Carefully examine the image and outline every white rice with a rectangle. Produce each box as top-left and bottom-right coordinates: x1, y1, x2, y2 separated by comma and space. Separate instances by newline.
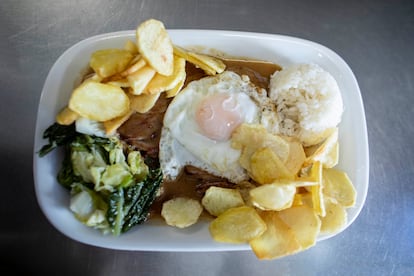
269, 63, 343, 146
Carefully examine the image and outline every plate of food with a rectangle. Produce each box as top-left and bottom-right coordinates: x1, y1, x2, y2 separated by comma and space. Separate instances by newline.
33, 19, 369, 259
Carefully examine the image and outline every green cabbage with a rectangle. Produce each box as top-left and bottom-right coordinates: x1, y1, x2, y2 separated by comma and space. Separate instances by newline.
39, 124, 161, 235
70, 183, 109, 232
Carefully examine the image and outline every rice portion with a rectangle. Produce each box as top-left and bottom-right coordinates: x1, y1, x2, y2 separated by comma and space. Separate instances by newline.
269, 63, 343, 146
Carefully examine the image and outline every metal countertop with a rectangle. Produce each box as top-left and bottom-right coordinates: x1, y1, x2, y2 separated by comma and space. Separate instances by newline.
1, 0, 413, 275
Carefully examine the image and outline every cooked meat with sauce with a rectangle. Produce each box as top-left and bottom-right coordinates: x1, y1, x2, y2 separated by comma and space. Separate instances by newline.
185, 165, 236, 196
118, 94, 171, 158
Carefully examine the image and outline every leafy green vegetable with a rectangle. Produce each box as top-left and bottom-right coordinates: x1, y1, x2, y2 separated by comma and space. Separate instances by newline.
39, 123, 162, 235
122, 168, 162, 232
38, 123, 77, 157
107, 168, 163, 235
70, 183, 110, 232
57, 147, 81, 189
68, 135, 147, 192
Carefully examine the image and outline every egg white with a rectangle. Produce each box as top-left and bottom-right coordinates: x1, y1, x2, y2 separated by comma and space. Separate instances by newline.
160, 71, 278, 183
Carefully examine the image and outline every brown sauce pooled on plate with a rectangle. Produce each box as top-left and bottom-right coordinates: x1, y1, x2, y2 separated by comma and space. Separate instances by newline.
224, 58, 281, 89
118, 57, 281, 217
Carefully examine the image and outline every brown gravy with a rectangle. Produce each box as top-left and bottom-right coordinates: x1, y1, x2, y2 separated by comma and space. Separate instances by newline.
224, 58, 281, 89
183, 58, 281, 90
134, 58, 281, 217
150, 170, 201, 217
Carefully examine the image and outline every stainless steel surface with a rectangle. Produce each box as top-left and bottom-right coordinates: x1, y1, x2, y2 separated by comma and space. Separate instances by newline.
1, 0, 412, 275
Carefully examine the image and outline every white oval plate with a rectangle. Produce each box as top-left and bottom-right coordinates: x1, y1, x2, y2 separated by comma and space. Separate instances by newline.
33, 30, 369, 251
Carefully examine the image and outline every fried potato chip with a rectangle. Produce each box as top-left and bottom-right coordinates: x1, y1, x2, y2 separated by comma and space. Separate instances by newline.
283, 137, 306, 175
173, 45, 225, 75
231, 124, 290, 172
187, 52, 226, 75
278, 205, 321, 249
323, 168, 356, 207
173, 46, 207, 70
68, 81, 130, 122
124, 39, 139, 55
136, 19, 174, 76
250, 211, 301, 260
127, 66, 156, 95
161, 197, 203, 228
320, 197, 347, 234
250, 147, 295, 184
201, 186, 245, 217
90, 49, 134, 78
307, 162, 326, 217
145, 56, 186, 94
103, 110, 134, 135
235, 181, 257, 207
165, 75, 185, 98
120, 57, 146, 77
106, 78, 130, 88
292, 193, 305, 206
56, 106, 79, 125
83, 73, 103, 83
209, 206, 266, 243
128, 92, 161, 114
273, 179, 317, 187
249, 183, 296, 211
297, 191, 313, 208
305, 128, 339, 168
102, 73, 124, 83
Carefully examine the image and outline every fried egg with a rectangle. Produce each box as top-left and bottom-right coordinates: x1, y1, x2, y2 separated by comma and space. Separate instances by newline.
160, 71, 278, 183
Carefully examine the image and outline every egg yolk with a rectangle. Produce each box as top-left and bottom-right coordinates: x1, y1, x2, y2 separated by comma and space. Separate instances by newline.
195, 94, 243, 141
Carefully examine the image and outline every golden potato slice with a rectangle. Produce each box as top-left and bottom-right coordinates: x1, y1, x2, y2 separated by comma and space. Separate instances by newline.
173, 45, 225, 75
201, 186, 245, 217
83, 73, 103, 83
305, 128, 339, 168
306, 162, 326, 217
124, 39, 139, 54
161, 197, 203, 228
250, 147, 294, 184
298, 191, 313, 208
209, 206, 266, 243
129, 92, 161, 114
103, 110, 134, 135
68, 81, 130, 122
89, 49, 134, 78
173, 46, 214, 75
136, 19, 173, 76
250, 211, 301, 260
145, 56, 186, 94
320, 197, 347, 234
278, 205, 321, 250
323, 168, 356, 208
56, 106, 79, 125
103, 73, 124, 83
127, 66, 157, 95
165, 75, 185, 98
106, 78, 130, 88
235, 181, 257, 207
231, 124, 290, 172
292, 193, 305, 206
249, 183, 296, 211
187, 52, 226, 75
283, 137, 306, 175
273, 179, 317, 188
120, 57, 146, 77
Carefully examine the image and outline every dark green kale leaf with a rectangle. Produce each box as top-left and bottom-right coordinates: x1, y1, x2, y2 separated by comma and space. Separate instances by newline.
38, 123, 77, 157
107, 168, 163, 235
122, 168, 163, 233
57, 147, 81, 189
